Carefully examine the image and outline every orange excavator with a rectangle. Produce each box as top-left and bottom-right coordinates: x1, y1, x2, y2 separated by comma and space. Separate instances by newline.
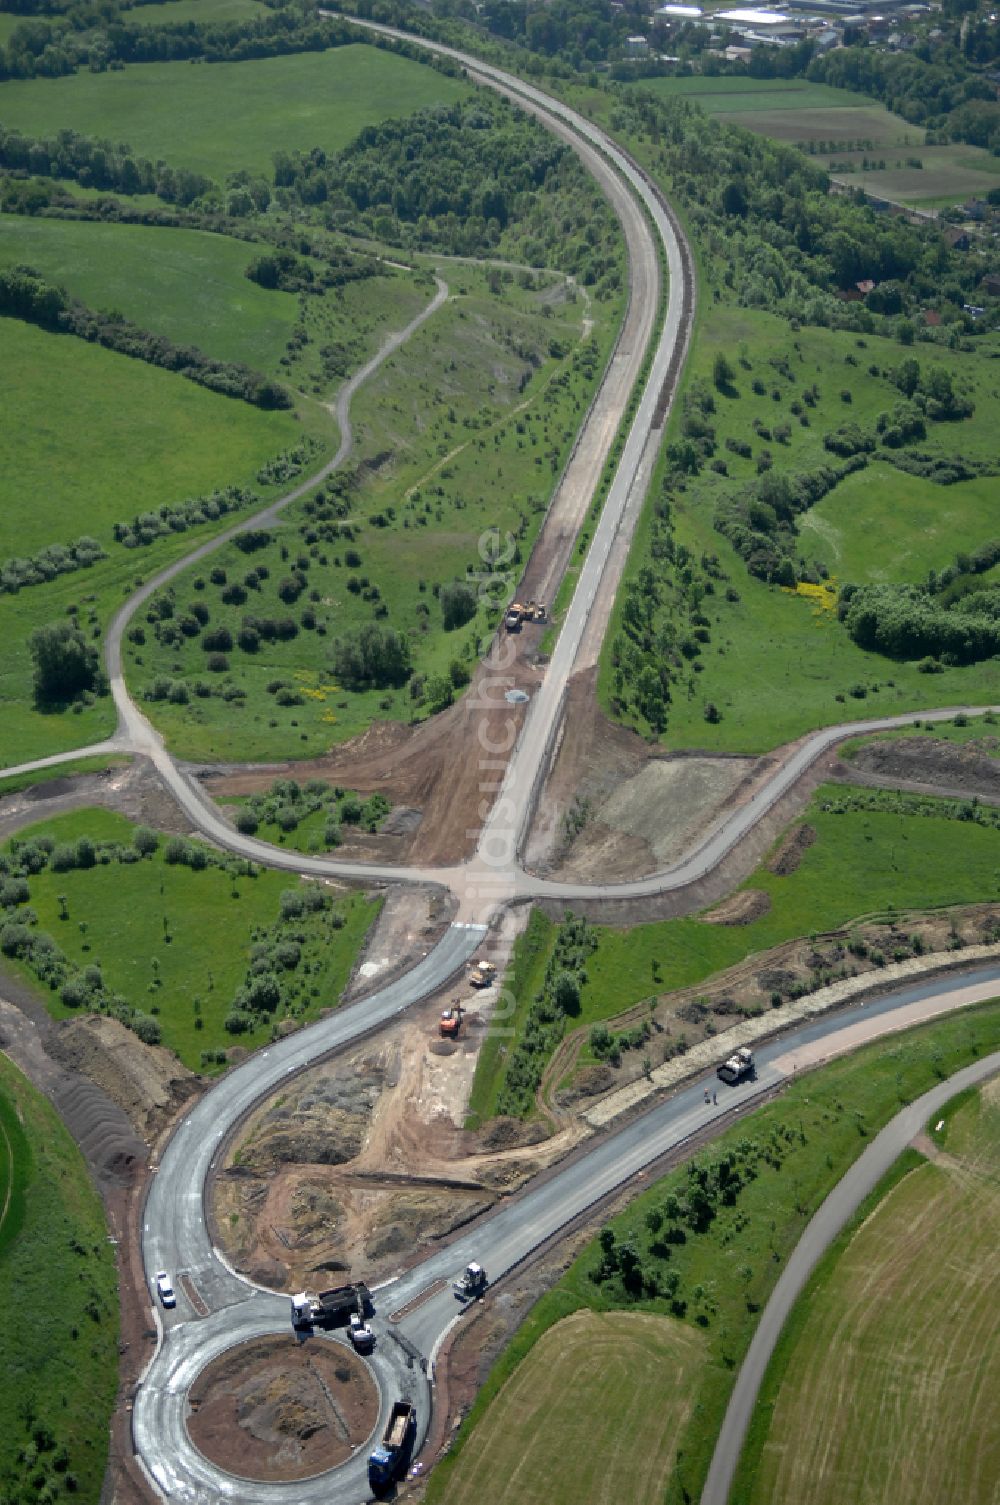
440, 1002, 465, 1039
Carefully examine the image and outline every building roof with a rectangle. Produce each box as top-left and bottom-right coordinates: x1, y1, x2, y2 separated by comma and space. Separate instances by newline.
655, 3, 704, 14
717, 6, 791, 18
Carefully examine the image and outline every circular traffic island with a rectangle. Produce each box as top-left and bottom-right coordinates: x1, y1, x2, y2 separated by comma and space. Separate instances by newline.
186, 1335, 378, 1483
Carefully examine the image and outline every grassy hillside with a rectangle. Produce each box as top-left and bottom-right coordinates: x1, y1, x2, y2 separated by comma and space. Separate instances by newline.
432, 1003, 1000, 1505
0, 1055, 118, 1504
734, 1082, 1000, 1505
0, 317, 301, 560
0, 45, 471, 180
1, 808, 379, 1067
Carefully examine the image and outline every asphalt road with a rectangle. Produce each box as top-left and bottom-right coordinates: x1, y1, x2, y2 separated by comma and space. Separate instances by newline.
699, 1047, 1000, 1505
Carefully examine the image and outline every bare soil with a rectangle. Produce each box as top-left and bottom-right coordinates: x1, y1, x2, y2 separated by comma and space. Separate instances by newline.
702, 889, 772, 926
46, 1014, 198, 1142
767, 822, 816, 877
342, 884, 455, 1003
186, 1336, 378, 1483
523, 668, 761, 881
837, 736, 1000, 804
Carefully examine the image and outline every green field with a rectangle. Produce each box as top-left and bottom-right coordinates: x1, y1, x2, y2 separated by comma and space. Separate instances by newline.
0, 1055, 118, 1503
0, 214, 301, 373
435, 1003, 1000, 1505
798, 462, 1000, 584
438, 1308, 706, 1505
734, 1082, 1000, 1505
0, 317, 301, 561
472, 788, 1000, 1118
598, 305, 1000, 753
0, 45, 471, 180
124, 264, 622, 760
1, 808, 379, 1066
633, 75, 1000, 206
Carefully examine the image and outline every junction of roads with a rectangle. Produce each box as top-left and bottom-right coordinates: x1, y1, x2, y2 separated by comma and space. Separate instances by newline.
3, 23, 998, 1505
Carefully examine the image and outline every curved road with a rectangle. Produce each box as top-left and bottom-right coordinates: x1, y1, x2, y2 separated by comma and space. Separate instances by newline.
700, 1048, 1000, 1505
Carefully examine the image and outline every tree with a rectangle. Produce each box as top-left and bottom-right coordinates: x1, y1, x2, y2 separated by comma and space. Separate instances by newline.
440, 579, 477, 630
331, 623, 411, 689
29, 621, 100, 705
713, 352, 736, 392
553, 969, 581, 1014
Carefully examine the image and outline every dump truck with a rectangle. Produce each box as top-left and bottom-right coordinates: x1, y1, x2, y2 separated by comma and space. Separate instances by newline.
290, 1281, 371, 1331
453, 1262, 488, 1301
348, 1311, 375, 1353
368, 1400, 415, 1493
504, 602, 525, 631
468, 960, 496, 989
717, 1047, 755, 1086
440, 1003, 464, 1039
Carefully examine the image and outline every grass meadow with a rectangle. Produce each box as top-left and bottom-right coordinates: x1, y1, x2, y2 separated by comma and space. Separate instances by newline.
1, 808, 378, 1067
597, 305, 1000, 753
633, 75, 1000, 206
733, 1082, 1000, 1505
0, 1055, 118, 1503
435, 1002, 1000, 1505
0, 46, 471, 180
469, 787, 1000, 1119
126, 0, 265, 23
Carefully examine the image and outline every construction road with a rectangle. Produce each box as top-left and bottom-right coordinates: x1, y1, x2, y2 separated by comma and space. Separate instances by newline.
2, 23, 999, 1505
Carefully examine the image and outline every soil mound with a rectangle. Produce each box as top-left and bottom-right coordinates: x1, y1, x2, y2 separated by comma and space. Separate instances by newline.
187, 1336, 378, 1482
846, 736, 1000, 800
702, 889, 772, 925
768, 823, 816, 877
46, 1014, 198, 1140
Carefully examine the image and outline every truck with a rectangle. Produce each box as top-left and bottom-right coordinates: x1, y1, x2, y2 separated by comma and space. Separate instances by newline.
504, 602, 525, 632
453, 1261, 488, 1301
440, 1002, 464, 1039
368, 1400, 415, 1494
290, 1281, 371, 1331
348, 1311, 375, 1353
468, 960, 496, 989
717, 1047, 755, 1086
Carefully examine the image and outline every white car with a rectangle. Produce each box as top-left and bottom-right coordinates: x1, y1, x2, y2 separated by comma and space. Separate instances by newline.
155, 1271, 176, 1309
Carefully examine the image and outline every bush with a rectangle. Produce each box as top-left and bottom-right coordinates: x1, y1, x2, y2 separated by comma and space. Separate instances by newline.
29, 620, 102, 705
235, 809, 259, 835
131, 1012, 161, 1046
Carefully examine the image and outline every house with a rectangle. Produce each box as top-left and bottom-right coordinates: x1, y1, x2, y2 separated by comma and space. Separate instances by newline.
625, 33, 650, 55
943, 226, 970, 251
979, 272, 1000, 297
856, 278, 875, 294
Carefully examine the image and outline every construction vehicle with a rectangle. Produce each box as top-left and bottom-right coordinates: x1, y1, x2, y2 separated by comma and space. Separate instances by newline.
505, 602, 525, 631
290, 1281, 371, 1331
440, 1002, 464, 1039
717, 1047, 755, 1086
348, 1311, 375, 1353
453, 1262, 488, 1301
532, 601, 547, 622
468, 960, 496, 989
368, 1400, 416, 1493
